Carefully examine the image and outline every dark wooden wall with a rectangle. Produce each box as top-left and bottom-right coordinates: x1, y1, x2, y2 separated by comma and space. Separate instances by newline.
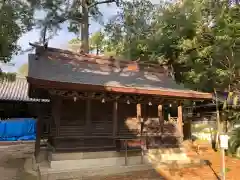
49, 98, 180, 151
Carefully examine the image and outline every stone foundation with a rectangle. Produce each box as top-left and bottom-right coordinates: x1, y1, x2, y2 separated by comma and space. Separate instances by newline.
36, 147, 203, 180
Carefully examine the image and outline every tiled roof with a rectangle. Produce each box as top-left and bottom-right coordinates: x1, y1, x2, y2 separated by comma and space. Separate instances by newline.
28, 45, 212, 99
0, 76, 48, 102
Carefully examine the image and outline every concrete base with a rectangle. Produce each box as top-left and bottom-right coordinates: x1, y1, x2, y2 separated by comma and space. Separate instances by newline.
37, 147, 204, 180
40, 163, 153, 180
48, 150, 146, 169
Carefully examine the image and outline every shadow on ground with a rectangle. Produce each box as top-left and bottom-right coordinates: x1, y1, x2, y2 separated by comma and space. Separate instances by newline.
0, 144, 36, 180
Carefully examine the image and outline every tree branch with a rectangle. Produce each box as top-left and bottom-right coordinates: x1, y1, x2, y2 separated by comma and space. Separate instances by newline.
88, 0, 116, 9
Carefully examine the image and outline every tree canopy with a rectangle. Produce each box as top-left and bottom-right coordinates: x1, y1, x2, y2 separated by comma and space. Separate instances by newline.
30, 0, 121, 52
102, 0, 240, 92
0, 0, 119, 80
0, 0, 34, 80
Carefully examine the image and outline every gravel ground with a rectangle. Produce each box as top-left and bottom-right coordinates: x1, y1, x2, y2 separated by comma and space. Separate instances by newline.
0, 144, 163, 180
0, 144, 35, 180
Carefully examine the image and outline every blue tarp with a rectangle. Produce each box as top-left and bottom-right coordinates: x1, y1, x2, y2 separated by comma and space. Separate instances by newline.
0, 118, 36, 141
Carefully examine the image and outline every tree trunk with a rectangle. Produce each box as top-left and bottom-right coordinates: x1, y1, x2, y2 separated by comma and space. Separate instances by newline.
81, 0, 89, 53
96, 45, 99, 55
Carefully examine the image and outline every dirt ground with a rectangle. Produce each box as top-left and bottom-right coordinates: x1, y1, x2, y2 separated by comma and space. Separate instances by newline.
88, 170, 163, 180
0, 143, 163, 180
157, 147, 240, 180
0, 143, 35, 180
179, 150, 240, 180
2, 143, 240, 180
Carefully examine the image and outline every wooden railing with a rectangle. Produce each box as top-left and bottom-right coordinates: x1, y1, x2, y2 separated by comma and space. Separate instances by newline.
117, 138, 147, 166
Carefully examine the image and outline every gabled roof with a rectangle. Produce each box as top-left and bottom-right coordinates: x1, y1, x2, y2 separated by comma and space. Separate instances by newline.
0, 76, 48, 102
27, 45, 212, 100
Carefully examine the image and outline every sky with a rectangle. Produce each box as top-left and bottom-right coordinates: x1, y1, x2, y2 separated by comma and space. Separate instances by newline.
1, 3, 119, 72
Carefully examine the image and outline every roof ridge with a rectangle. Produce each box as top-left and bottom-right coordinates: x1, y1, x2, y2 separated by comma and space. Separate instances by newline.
29, 43, 167, 70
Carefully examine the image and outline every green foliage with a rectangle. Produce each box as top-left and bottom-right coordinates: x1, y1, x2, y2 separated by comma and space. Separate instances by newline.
89, 31, 105, 54
0, 1, 34, 62
0, 70, 16, 82
104, 0, 156, 59
68, 38, 82, 52
103, 0, 240, 92
229, 127, 240, 154
69, 31, 105, 54
0, 0, 34, 80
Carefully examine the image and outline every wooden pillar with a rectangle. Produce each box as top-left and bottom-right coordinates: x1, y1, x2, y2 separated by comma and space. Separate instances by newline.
52, 97, 62, 137
35, 103, 43, 163
137, 103, 142, 129
86, 99, 91, 133
137, 103, 144, 163
137, 104, 141, 119
178, 102, 183, 141
113, 101, 118, 137
142, 104, 147, 134
158, 104, 164, 133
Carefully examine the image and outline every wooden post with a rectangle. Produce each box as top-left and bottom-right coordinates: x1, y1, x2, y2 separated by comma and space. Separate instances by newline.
178, 102, 183, 141
137, 103, 142, 136
136, 104, 144, 164
52, 98, 62, 137
137, 103, 142, 122
86, 99, 91, 133
113, 101, 118, 137
158, 104, 164, 133
35, 103, 43, 163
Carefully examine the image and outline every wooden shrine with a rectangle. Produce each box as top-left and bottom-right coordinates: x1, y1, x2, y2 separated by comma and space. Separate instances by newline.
26, 44, 212, 162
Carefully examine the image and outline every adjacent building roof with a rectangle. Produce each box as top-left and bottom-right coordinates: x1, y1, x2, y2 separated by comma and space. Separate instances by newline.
0, 76, 48, 102
27, 45, 213, 100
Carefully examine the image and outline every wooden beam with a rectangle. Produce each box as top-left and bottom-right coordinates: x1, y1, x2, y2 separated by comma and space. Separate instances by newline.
178, 102, 183, 141
27, 77, 213, 100
113, 101, 118, 137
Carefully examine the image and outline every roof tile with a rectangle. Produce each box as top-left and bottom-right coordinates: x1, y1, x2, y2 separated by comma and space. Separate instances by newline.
0, 77, 48, 102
